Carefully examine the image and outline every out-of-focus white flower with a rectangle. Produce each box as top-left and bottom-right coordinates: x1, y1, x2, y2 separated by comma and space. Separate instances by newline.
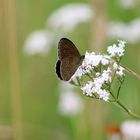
59, 81, 74, 91
46, 3, 93, 32
108, 19, 140, 43
118, 0, 135, 9
58, 82, 83, 116
121, 120, 140, 140
23, 30, 53, 55
58, 92, 83, 116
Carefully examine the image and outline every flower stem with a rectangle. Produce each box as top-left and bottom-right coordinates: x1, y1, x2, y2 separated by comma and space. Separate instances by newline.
110, 91, 140, 119
121, 64, 140, 80
115, 99, 140, 119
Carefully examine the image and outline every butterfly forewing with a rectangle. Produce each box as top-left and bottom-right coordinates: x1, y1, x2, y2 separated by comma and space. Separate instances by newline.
58, 38, 81, 60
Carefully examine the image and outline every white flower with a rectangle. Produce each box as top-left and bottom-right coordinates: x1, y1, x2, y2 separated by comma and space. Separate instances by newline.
58, 91, 83, 116
71, 66, 86, 78
82, 52, 102, 71
118, 0, 135, 9
107, 40, 126, 57
121, 120, 140, 139
107, 44, 117, 56
113, 63, 124, 77
98, 89, 109, 101
101, 69, 112, 83
118, 40, 126, 48
113, 62, 119, 70
108, 19, 140, 43
116, 66, 125, 77
59, 81, 74, 91
23, 30, 53, 55
92, 79, 103, 93
81, 80, 110, 101
81, 72, 110, 101
81, 81, 94, 96
96, 72, 100, 77
101, 57, 110, 65
58, 82, 83, 116
46, 3, 93, 32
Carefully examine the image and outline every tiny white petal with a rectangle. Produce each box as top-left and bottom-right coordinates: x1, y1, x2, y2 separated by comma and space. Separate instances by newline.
96, 72, 100, 77
101, 57, 109, 65
71, 66, 85, 79
98, 89, 109, 101
113, 62, 118, 70
116, 66, 125, 77
118, 40, 126, 47
81, 81, 94, 96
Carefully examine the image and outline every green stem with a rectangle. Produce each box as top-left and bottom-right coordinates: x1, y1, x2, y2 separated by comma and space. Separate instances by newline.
116, 77, 124, 99
110, 91, 140, 119
115, 99, 140, 119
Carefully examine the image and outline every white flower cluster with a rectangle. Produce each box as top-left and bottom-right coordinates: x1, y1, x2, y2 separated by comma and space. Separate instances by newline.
80, 66, 111, 101
107, 40, 126, 57
72, 40, 126, 101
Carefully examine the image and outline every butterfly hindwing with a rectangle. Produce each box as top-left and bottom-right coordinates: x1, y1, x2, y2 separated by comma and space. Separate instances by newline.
56, 60, 63, 80
60, 56, 81, 81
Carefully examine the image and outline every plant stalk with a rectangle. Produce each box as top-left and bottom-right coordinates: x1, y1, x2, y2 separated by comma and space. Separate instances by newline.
121, 64, 140, 81
116, 99, 140, 119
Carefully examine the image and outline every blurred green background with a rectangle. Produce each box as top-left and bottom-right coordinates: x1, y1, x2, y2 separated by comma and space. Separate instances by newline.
1, 0, 140, 140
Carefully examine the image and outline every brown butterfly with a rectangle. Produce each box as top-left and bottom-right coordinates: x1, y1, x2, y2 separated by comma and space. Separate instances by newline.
56, 38, 84, 81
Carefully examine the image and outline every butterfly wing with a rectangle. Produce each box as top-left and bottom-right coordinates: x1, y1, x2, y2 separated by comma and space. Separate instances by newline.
60, 56, 81, 81
58, 38, 81, 60
56, 60, 63, 80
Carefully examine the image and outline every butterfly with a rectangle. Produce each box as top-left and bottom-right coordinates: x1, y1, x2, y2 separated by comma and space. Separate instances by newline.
56, 38, 84, 81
